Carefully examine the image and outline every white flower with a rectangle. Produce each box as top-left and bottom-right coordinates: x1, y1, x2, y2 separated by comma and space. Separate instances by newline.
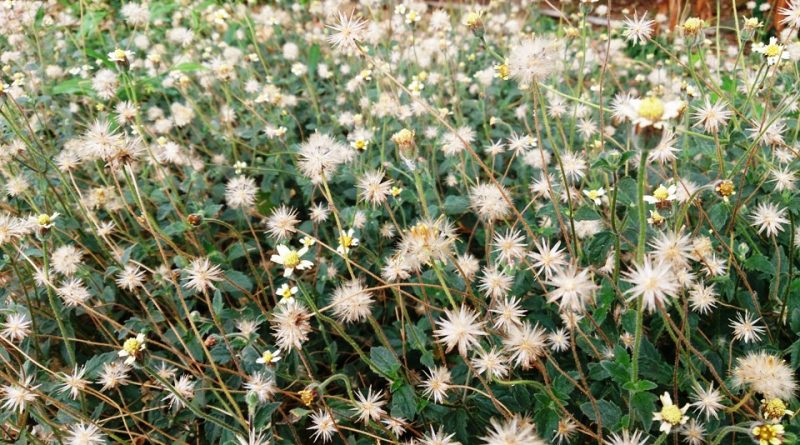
604, 430, 648, 445
309, 410, 337, 443
780, 0, 800, 28
266, 205, 300, 240
507, 36, 563, 87
644, 184, 677, 205
730, 311, 765, 344
750, 202, 789, 237
108, 48, 133, 63
271, 300, 312, 351
327, 12, 367, 51
66, 422, 107, 445
330, 279, 374, 323
337, 229, 359, 254
528, 239, 567, 279
753, 37, 790, 65
352, 387, 386, 424
182, 257, 224, 293
162, 375, 196, 410
422, 426, 462, 445
583, 187, 606, 205
118, 333, 146, 364
628, 96, 685, 129
434, 305, 487, 356
471, 348, 509, 380
479, 416, 544, 445
623, 259, 679, 312
270, 244, 313, 277
546, 265, 598, 312
652, 392, 689, 433
256, 349, 281, 366
622, 11, 655, 45
58, 366, 89, 400
276, 283, 298, 304
1, 313, 31, 342
116, 264, 146, 291
1, 374, 39, 414
691, 383, 724, 420
34, 212, 60, 229
420, 366, 451, 404
225, 176, 258, 209
692, 98, 732, 133
503, 321, 548, 369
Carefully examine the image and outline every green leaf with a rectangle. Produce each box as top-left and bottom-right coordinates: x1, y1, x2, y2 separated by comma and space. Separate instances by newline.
623, 379, 658, 393
212, 290, 224, 314
171, 62, 205, 73
390, 383, 417, 420
745, 253, 773, 275
253, 402, 282, 429
52, 78, 92, 95
222, 270, 253, 293
580, 400, 621, 429
443, 195, 470, 215
79, 10, 105, 37
370, 346, 400, 379
307, 44, 321, 75
630, 391, 657, 431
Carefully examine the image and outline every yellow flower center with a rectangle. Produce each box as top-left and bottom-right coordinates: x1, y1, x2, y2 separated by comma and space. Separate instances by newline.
638, 97, 665, 122
653, 186, 669, 201
660, 404, 683, 424
716, 180, 735, 197
587, 190, 600, 200
763, 399, 787, 420
745, 18, 760, 30
753, 424, 782, 445
465, 12, 481, 28
123, 338, 141, 355
494, 64, 509, 80
392, 129, 415, 148
37, 214, 51, 226
682, 18, 704, 35
339, 234, 353, 249
113, 49, 127, 60
565, 26, 580, 38
764, 44, 781, 58
299, 389, 314, 406
261, 351, 273, 363
283, 250, 301, 268
354, 139, 367, 150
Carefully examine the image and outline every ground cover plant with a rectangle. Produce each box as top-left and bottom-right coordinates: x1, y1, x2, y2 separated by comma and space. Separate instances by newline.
2, 0, 800, 444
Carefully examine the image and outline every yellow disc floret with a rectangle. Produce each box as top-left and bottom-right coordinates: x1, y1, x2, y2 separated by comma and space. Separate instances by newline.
716, 180, 735, 198
752, 423, 784, 445
37, 214, 52, 226
682, 18, 705, 36
659, 404, 683, 425
339, 234, 354, 249
123, 337, 142, 356
638, 96, 665, 122
764, 43, 782, 58
653, 185, 670, 201
283, 250, 300, 269
762, 399, 789, 420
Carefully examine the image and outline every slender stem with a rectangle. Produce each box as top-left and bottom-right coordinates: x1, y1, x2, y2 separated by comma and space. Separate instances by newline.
41, 238, 76, 366
628, 146, 649, 427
